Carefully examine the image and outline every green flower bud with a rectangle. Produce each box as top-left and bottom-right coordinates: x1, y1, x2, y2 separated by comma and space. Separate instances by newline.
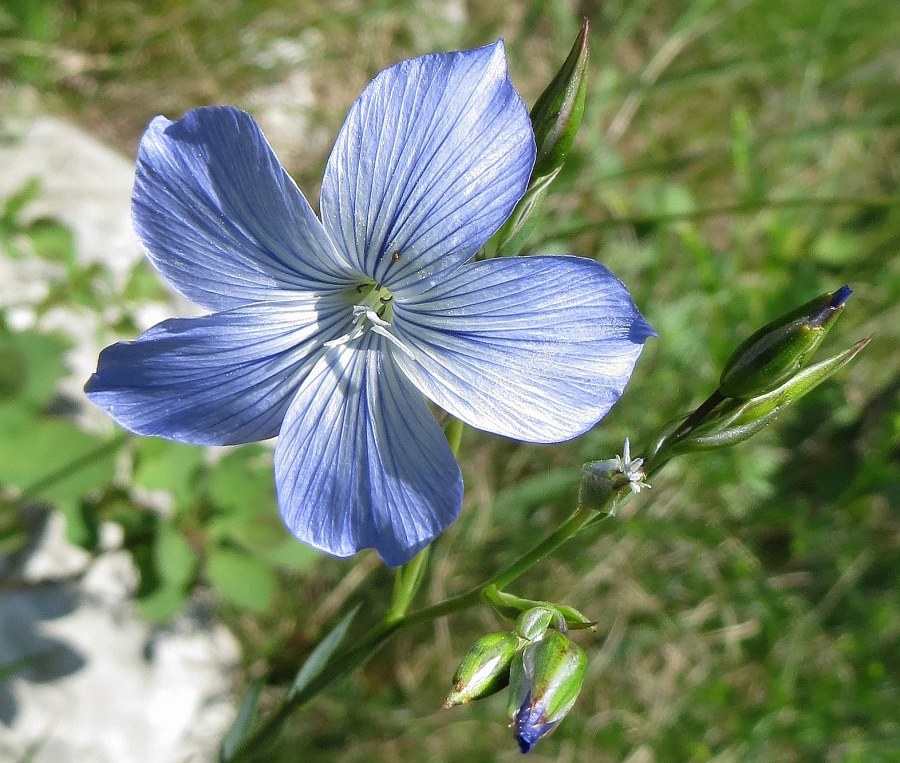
647, 287, 867, 471
445, 632, 521, 708
483, 21, 590, 259
508, 631, 588, 753
530, 20, 590, 179
668, 336, 871, 453
719, 285, 852, 399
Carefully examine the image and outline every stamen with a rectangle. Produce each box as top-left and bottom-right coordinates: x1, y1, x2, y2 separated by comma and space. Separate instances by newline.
323, 296, 416, 360
369, 324, 416, 358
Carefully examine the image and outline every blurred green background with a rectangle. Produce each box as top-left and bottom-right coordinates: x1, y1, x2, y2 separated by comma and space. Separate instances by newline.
1, 0, 898, 760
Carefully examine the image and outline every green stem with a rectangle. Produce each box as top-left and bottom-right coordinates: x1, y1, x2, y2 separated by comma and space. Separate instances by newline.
386, 547, 430, 623
227, 492, 620, 762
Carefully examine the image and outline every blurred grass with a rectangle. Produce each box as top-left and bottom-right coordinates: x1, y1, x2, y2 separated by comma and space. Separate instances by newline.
2, 0, 899, 760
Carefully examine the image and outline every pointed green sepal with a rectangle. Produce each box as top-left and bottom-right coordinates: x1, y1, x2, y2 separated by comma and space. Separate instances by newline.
484, 586, 595, 631
445, 631, 521, 707
719, 285, 852, 399
508, 631, 588, 753
530, 19, 590, 179
516, 606, 558, 641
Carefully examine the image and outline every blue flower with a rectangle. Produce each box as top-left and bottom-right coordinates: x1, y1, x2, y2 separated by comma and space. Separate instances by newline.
85, 42, 654, 567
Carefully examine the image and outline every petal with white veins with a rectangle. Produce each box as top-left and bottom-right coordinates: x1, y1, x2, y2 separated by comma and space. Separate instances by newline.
392, 256, 655, 443
320, 41, 535, 290
85, 295, 350, 445
134, 106, 355, 311
275, 335, 463, 567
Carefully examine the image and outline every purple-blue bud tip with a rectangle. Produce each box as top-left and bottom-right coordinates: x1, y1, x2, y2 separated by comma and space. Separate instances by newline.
830, 285, 852, 309
516, 732, 537, 754
808, 285, 852, 327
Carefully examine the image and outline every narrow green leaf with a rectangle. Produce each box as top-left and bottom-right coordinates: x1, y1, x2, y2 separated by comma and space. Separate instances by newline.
220, 679, 263, 762
289, 604, 361, 700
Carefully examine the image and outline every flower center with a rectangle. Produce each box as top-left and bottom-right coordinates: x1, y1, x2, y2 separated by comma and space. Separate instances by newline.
357, 282, 395, 322
323, 282, 415, 359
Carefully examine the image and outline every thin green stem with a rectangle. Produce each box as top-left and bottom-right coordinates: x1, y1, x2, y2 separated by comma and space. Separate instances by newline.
227, 488, 626, 762
386, 548, 430, 623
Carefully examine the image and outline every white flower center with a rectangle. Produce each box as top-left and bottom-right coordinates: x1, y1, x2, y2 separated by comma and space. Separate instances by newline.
324, 282, 416, 359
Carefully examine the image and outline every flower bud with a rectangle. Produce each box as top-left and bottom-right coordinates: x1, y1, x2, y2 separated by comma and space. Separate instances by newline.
445, 632, 521, 708
670, 336, 871, 453
530, 20, 590, 179
484, 22, 590, 259
508, 631, 587, 753
719, 285, 852, 399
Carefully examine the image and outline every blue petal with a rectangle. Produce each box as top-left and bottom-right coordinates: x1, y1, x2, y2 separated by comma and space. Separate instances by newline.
85, 296, 351, 445
391, 256, 655, 442
320, 41, 535, 290
134, 106, 355, 311
274, 335, 463, 567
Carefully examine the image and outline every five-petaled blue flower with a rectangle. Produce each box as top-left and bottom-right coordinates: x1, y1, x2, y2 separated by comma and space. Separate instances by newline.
85, 42, 654, 566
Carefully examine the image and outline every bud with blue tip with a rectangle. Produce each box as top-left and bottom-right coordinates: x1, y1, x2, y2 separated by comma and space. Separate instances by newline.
647, 286, 867, 469
719, 285, 852, 399
508, 631, 588, 753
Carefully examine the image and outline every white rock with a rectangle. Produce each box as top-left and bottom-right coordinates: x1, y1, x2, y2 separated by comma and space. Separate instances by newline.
0, 114, 240, 763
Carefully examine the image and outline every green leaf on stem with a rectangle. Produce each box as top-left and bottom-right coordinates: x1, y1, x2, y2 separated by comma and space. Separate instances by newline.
220, 679, 264, 762
289, 604, 361, 700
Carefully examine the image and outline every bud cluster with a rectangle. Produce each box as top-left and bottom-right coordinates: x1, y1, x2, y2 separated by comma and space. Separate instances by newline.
445, 605, 589, 753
